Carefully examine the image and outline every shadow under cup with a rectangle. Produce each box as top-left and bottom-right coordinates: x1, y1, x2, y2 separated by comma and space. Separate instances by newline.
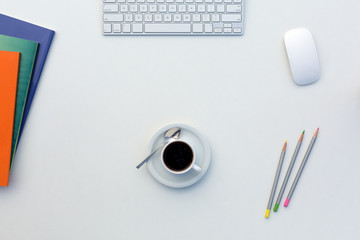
162, 141, 197, 174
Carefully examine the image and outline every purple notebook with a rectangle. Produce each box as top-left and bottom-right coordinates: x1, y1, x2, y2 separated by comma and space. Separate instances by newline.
0, 13, 55, 144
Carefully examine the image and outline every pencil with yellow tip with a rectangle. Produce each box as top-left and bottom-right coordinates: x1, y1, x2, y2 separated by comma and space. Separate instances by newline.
265, 140, 287, 218
284, 128, 319, 207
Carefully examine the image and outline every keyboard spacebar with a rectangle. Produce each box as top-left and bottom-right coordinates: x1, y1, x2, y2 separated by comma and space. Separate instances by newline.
145, 24, 191, 33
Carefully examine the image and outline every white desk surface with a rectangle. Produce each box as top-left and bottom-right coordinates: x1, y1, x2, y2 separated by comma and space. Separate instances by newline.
1, 0, 360, 239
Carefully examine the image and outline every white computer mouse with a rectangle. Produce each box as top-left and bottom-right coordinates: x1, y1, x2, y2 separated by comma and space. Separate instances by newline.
284, 28, 320, 85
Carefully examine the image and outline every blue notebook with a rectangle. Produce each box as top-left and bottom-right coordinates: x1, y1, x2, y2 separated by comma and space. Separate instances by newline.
0, 14, 55, 143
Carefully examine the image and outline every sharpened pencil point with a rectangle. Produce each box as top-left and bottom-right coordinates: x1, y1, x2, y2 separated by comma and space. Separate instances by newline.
284, 198, 290, 207
314, 128, 319, 137
303, 130, 305, 134
299, 131, 304, 141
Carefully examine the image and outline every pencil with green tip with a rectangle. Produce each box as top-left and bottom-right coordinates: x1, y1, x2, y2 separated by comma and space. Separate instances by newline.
284, 128, 319, 207
265, 140, 287, 218
273, 131, 305, 212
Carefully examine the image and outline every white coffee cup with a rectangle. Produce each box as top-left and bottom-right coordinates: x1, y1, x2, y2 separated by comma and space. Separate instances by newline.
161, 140, 201, 174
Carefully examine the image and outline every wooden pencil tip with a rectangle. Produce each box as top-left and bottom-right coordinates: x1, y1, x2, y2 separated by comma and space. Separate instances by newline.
314, 128, 319, 137
299, 131, 304, 141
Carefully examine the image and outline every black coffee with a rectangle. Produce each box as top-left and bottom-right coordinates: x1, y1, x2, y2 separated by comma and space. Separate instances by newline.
163, 141, 193, 172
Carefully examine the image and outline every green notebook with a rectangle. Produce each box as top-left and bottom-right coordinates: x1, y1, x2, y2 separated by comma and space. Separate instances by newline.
0, 34, 38, 167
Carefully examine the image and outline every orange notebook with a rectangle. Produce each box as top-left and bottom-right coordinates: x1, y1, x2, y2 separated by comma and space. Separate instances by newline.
0, 50, 19, 186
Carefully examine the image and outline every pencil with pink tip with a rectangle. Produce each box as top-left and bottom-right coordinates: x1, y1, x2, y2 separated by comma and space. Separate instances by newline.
284, 128, 319, 207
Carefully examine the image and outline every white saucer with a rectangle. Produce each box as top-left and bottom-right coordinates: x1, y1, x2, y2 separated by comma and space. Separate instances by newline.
147, 123, 211, 188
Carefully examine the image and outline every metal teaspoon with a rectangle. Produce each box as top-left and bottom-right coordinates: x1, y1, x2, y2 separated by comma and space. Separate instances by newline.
136, 127, 181, 169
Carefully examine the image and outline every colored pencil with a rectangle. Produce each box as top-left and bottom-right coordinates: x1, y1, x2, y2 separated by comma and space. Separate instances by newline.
284, 128, 319, 207
273, 131, 304, 212
265, 140, 287, 218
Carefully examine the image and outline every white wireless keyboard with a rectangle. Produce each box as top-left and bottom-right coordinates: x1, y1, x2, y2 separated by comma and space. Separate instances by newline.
102, 0, 244, 35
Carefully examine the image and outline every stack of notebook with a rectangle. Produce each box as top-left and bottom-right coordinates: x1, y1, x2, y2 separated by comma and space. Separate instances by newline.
0, 14, 55, 186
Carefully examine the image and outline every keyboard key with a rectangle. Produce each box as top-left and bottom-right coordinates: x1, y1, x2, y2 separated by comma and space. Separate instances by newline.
159, 5, 167, 12
224, 28, 232, 33
154, 14, 162, 21
139, 5, 148, 12
103, 23, 112, 33
144, 14, 153, 22
103, 4, 119, 13
198, 5, 206, 12
233, 27, 242, 33
222, 14, 242, 22
120, 5, 128, 12
226, 5, 242, 13
145, 24, 191, 33
216, 5, 225, 12
193, 24, 203, 33
123, 24, 131, 32
103, 14, 124, 21
214, 28, 222, 33
188, 5, 196, 12
149, 5, 157, 12
113, 23, 121, 32
202, 14, 210, 22
211, 14, 220, 22
103, 0, 116, 2
169, 5, 177, 12
174, 14, 182, 22
178, 5, 186, 12
207, 5, 215, 12
133, 24, 143, 32
164, 14, 172, 22
192, 14, 201, 22
204, 24, 213, 32
130, 5, 138, 12
125, 14, 133, 21
134, 14, 143, 22
183, 14, 191, 22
